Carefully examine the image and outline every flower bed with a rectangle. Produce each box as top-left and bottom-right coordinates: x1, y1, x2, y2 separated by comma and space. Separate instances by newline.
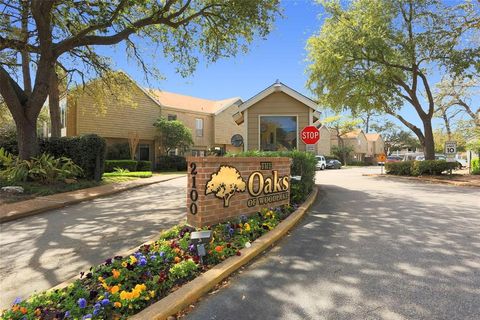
1, 205, 295, 320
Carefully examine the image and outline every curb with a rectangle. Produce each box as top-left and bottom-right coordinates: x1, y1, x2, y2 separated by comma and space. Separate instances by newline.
0, 174, 186, 223
364, 173, 480, 188
130, 186, 319, 320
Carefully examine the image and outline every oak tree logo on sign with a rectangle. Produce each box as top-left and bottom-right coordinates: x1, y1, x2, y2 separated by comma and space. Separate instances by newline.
206, 166, 246, 207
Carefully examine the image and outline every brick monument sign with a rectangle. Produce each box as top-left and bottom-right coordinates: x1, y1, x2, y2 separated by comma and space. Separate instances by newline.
186, 157, 291, 227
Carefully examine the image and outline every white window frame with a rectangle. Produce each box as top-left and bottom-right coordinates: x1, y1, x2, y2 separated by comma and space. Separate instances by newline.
195, 118, 204, 137
258, 114, 299, 151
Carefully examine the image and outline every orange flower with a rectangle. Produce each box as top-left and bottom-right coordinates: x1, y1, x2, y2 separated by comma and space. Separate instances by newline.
112, 269, 120, 279
174, 256, 181, 263
111, 285, 120, 294
34, 308, 41, 316
174, 248, 181, 254
215, 245, 223, 252
20, 307, 27, 314
114, 302, 122, 308
12, 305, 19, 312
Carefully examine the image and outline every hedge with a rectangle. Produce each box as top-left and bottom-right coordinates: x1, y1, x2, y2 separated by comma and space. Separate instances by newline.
386, 160, 457, 176
104, 160, 153, 172
472, 158, 480, 175
105, 142, 130, 160
225, 150, 316, 204
156, 155, 187, 171
39, 134, 106, 181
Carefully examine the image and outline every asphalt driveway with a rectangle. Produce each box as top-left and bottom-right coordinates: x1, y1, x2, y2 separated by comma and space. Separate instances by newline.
186, 167, 480, 320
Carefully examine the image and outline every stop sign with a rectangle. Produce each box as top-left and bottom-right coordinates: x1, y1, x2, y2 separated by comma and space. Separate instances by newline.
300, 126, 320, 144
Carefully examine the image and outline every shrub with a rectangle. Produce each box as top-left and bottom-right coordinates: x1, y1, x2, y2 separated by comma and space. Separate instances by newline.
104, 160, 138, 172
106, 142, 130, 160
225, 150, 316, 204
385, 161, 414, 176
0, 147, 14, 170
1, 153, 83, 183
137, 160, 152, 171
471, 158, 479, 175
0, 129, 18, 155
411, 160, 457, 176
39, 134, 106, 181
386, 160, 457, 176
347, 161, 368, 166
156, 155, 187, 171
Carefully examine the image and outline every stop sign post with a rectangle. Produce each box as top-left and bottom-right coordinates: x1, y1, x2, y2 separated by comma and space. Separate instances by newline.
301, 126, 320, 144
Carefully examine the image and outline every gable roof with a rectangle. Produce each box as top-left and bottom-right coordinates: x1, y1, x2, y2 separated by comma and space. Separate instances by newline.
343, 129, 363, 139
148, 89, 241, 114
237, 81, 319, 113
365, 133, 381, 141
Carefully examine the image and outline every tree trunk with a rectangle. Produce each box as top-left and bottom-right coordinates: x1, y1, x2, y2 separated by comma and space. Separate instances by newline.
15, 115, 39, 159
422, 119, 435, 160
49, 70, 62, 138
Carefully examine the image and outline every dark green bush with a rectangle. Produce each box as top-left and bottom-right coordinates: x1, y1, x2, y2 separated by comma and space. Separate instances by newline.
0, 129, 18, 155
156, 155, 187, 171
225, 150, 316, 204
386, 160, 457, 176
104, 160, 138, 172
385, 161, 414, 175
137, 160, 152, 171
106, 142, 130, 160
39, 134, 106, 181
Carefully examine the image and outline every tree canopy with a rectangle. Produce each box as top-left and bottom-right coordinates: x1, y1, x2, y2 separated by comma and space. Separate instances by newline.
154, 116, 194, 154
306, 0, 479, 160
0, 0, 280, 159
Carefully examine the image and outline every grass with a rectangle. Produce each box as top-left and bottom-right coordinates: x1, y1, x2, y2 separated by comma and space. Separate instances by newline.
103, 171, 153, 178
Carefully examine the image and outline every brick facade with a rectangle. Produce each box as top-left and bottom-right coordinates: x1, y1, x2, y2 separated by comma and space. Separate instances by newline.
186, 157, 291, 227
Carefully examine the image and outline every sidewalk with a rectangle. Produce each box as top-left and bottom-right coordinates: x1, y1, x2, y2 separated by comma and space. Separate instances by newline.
0, 173, 186, 223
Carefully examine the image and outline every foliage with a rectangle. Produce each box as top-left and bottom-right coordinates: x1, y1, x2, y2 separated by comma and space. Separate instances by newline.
331, 145, 354, 165
103, 171, 153, 179
1, 153, 83, 183
106, 143, 131, 160
472, 159, 480, 175
225, 150, 316, 204
137, 161, 152, 171
154, 117, 194, 155
385, 161, 414, 176
370, 120, 421, 152
0, 129, 18, 155
156, 155, 187, 172
104, 160, 138, 173
0, 0, 280, 159
0, 147, 14, 170
386, 160, 457, 176
433, 128, 467, 153
0, 205, 295, 320
40, 134, 106, 181
306, 0, 479, 159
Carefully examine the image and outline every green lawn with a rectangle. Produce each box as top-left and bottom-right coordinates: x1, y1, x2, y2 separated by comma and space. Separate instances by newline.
103, 171, 153, 178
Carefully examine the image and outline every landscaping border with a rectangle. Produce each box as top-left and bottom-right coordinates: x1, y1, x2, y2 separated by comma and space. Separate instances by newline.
0, 174, 186, 223
130, 186, 319, 320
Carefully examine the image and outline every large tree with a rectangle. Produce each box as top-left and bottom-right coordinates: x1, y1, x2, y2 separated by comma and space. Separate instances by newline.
306, 0, 479, 160
0, 0, 280, 159
371, 120, 421, 154
323, 115, 361, 164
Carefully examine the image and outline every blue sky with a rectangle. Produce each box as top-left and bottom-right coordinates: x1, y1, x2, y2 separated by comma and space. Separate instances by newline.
98, 0, 475, 131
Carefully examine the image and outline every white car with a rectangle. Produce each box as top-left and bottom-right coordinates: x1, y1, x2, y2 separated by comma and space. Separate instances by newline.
315, 155, 326, 170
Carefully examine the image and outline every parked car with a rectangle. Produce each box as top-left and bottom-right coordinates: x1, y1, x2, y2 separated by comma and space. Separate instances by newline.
415, 154, 446, 161
315, 155, 326, 170
456, 157, 468, 168
326, 159, 342, 169
386, 156, 402, 163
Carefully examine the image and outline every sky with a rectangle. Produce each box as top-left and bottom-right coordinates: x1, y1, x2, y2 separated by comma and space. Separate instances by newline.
95, 0, 477, 131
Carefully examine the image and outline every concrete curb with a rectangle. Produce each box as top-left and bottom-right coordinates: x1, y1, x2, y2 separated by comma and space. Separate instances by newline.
0, 174, 186, 223
363, 173, 480, 188
130, 186, 319, 320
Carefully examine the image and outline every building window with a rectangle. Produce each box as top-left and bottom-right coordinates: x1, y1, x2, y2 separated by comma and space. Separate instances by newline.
167, 114, 177, 121
260, 116, 297, 151
191, 150, 205, 157
195, 118, 203, 137
60, 99, 67, 128
138, 144, 150, 161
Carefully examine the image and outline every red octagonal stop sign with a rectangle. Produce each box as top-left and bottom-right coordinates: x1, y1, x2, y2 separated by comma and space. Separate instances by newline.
301, 126, 320, 144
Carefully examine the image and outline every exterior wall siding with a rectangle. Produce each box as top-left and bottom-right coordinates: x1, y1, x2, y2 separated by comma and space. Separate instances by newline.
316, 126, 331, 155
246, 92, 310, 151
214, 104, 245, 145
